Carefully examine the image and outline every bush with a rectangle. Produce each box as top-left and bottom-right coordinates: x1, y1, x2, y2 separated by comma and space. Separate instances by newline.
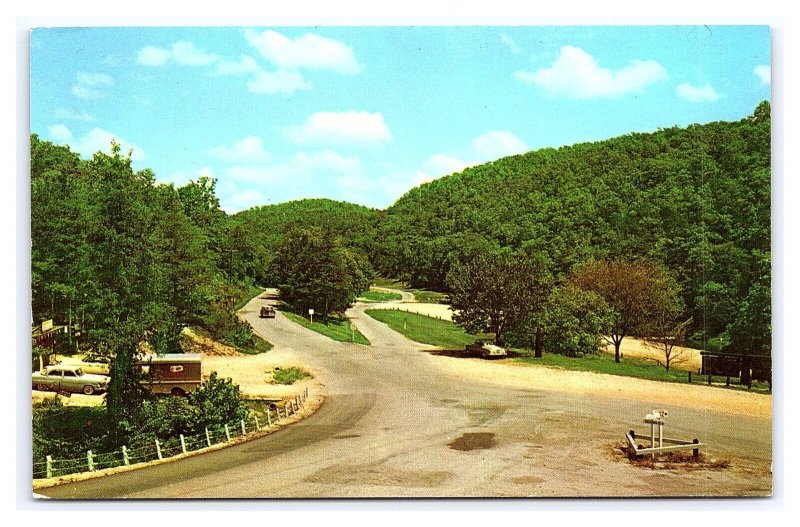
187, 372, 250, 431
541, 285, 614, 357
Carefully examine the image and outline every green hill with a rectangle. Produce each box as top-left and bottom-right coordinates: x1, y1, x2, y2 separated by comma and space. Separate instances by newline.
374, 102, 771, 351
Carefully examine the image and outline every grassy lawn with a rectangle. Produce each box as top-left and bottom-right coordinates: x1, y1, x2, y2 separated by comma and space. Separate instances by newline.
515, 352, 771, 393
358, 290, 403, 302
365, 308, 490, 348
282, 311, 370, 345
372, 277, 407, 289
272, 367, 311, 385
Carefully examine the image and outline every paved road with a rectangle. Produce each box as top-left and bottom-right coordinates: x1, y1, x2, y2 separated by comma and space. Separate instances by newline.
40, 291, 772, 498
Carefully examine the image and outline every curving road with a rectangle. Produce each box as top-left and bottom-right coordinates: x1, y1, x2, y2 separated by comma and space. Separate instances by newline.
39, 291, 772, 498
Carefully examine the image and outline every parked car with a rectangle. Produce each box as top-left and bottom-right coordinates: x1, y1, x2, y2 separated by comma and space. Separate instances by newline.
465, 340, 508, 359
32, 365, 110, 395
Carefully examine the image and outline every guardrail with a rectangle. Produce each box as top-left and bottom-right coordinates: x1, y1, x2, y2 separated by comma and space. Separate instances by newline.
33, 388, 309, 480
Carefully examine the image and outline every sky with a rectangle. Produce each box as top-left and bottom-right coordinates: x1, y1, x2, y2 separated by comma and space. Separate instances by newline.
29, 25, 771, 213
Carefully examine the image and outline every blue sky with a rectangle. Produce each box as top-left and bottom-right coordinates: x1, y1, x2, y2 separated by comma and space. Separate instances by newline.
30, 26, 771, 212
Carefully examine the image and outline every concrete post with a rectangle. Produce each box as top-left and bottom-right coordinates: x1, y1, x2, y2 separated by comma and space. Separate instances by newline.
267, 409, 273, 426
254, 415, 260, 430
46, 455, 52, 479
205, 427, 212, 447
224, 424, 231, 442
122, 445, 130, 466
241, 419, 247, 435
87, 450, 95, 472
155, 439, 162, 460
179, 434, 187, 454
285, 405, 290, 419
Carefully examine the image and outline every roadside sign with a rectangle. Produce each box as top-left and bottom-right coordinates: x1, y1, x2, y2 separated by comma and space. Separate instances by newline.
308, 309, 314, 315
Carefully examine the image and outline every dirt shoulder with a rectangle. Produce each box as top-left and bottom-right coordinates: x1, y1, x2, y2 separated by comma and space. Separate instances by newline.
431, 354, 770, 420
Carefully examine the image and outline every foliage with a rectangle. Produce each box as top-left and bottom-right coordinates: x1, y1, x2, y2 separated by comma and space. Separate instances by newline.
358, 290, 402, 302
271, 226, 373, 319
364, 309, 492, 349
570, 259, 680, 363
539, 285, 614, 357
644, 317, 693, 371
186, 372, 250, 431
282, 311, 370, 345
272, 367, 311, 385
446, 252, 551, 346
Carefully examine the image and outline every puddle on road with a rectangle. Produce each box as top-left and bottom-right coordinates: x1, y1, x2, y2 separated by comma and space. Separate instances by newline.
448, 432, 496, 451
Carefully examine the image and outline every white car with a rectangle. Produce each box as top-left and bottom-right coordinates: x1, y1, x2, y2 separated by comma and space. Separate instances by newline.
32, 365, 110, 395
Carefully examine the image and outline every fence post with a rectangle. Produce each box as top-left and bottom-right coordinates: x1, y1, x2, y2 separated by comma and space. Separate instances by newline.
267, 409, 273, 426
224, 424, 231, 442
241, 419, 247, 436
87, 450, 95, 472
205, 427, 212, 447
179, 434, 187, 454
254, 415, 260, 430
285, 405, 290, 419
305, 387, 309, 399
122, 445, 130, 466
46, 455, 52, 479
692, 439, 700, 461
155, 439, 163, 460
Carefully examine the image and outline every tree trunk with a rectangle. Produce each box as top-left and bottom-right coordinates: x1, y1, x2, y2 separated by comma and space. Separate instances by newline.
614, 338, 622, 363
534, 329, 543, 358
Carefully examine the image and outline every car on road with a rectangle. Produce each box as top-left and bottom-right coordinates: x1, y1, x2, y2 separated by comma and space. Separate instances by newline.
32, 365, 110, 395
260, 306, 276, 318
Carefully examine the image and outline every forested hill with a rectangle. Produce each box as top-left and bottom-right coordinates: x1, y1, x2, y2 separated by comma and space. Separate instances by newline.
231, 199, 380, 286
373, 102, 771, 351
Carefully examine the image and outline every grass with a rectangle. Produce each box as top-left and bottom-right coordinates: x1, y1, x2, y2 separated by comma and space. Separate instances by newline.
514, 352, 771, 393
282, 311, 370, 345
372, 277, 407, 289
233, 284, 265, 311
358, 290, 403, 302
238, 333, 273, 355
364, 308, 490, 349
409, 289, 449, 304
272, 367, 312, 385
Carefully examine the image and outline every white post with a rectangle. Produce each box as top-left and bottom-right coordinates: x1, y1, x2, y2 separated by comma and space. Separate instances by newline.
87, 450, 95, 472
122, 445, 130, 466
285, 405, 290, 418
254, 415, 260, 430
267, 409, 273, 426
650, 423, 655, 459
179, 434, 187, 454
46, 455, 52, 479
241, 419, 247, 435
224, 424, 231, 442
658, 422, 663, 448
155, 439, 162, 460
205, 427, 212, 447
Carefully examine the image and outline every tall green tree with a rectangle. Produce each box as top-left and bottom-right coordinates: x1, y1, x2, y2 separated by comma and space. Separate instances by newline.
446, 252, 551, 347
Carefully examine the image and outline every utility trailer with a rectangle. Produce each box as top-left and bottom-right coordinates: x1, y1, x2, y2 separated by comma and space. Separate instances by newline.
137, 353, 202, 396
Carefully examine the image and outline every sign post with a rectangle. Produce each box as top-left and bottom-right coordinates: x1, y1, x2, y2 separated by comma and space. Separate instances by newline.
308, 308, 314, 324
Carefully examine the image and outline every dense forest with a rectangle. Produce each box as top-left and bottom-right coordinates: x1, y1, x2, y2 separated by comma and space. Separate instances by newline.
31, 101, 772, 384
374, 102, 771, 354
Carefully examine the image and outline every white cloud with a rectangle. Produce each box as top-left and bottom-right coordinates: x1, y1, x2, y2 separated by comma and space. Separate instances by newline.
170, 41, 219, 66
208, 136, 270, 163
53, 108, 95, 122
48, 124, 145, 161
515, 45, 667, 99
247, 69, 312, 95
471, 130, 529, 159
137, 45, 170, 66
500, 33, 521, 53
754, 65, 771, 85
213, 56, 261, 76
286, 111, 392, 146
48, 124, 73, 143
226, 149, 361, 184
244, 29, 360, 74
71, 72, 114, 99
676, 82, 721, 102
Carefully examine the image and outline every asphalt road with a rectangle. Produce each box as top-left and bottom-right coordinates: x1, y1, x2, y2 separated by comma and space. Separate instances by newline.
39, 292, 772, 498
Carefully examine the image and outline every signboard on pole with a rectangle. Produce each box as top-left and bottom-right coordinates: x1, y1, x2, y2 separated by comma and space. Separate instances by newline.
308, 309, 314, 324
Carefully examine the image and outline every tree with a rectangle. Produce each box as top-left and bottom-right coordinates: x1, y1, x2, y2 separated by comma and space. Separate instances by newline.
271, 226, 373, 319
540, 285, 614, 357
446, 252, 551, 347
644, 317, 692, 371
570, 259, 680, 363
